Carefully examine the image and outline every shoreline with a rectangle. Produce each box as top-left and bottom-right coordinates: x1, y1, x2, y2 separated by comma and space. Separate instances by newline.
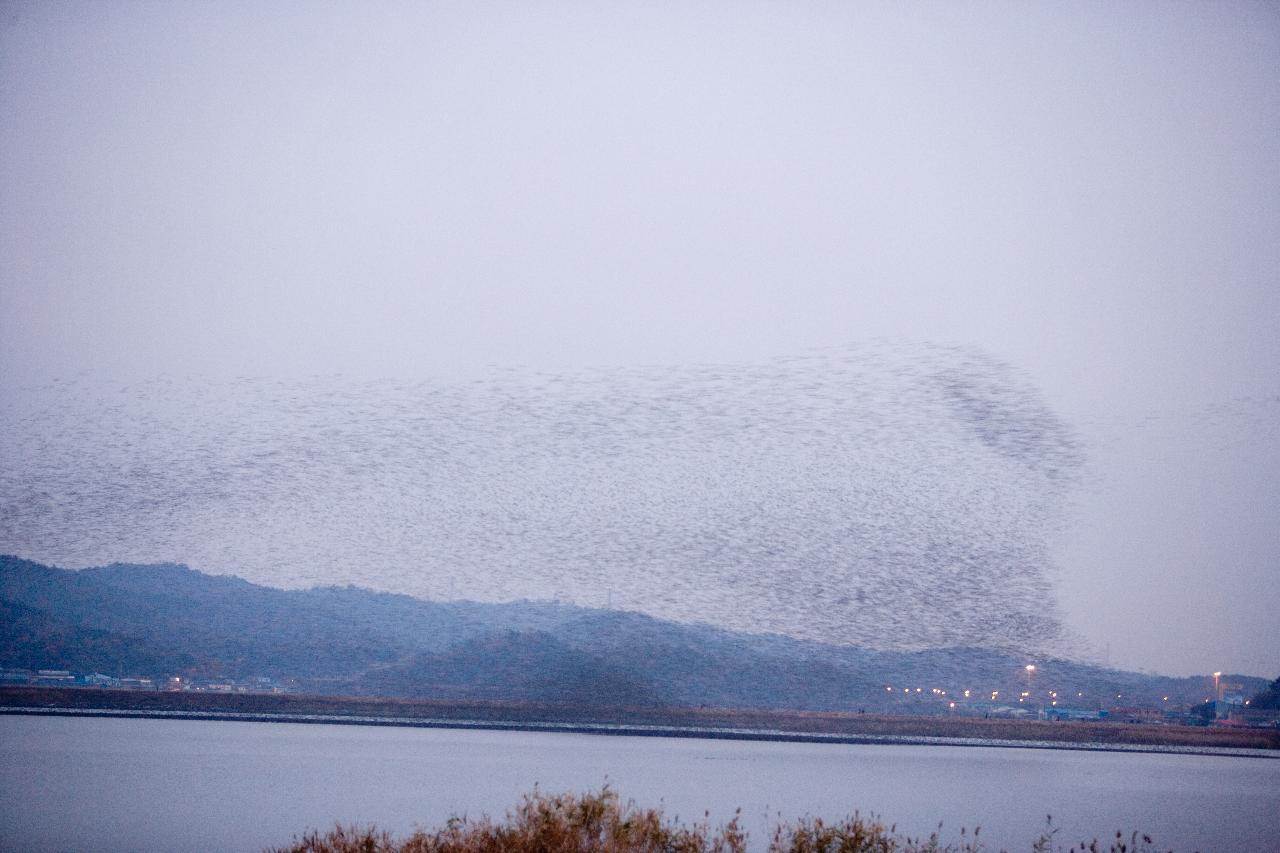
5, 701, 1277, 760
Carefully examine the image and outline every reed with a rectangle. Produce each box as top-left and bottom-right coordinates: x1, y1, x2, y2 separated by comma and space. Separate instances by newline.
268, 788, 1168, 853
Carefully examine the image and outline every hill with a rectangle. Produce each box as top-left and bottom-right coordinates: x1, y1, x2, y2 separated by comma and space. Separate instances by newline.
0, 555, 1263, 711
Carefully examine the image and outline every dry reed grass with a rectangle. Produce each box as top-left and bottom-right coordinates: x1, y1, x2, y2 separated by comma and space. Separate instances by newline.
268, 788, 1170, 853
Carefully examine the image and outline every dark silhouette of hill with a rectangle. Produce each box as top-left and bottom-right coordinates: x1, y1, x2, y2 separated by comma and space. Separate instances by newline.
0, 598, 192, 675
1, 555, 1263, 710
0, 555, 585, 680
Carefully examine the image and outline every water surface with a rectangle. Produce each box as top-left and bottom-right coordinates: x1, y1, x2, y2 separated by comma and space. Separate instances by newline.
2, 716, 1276, 852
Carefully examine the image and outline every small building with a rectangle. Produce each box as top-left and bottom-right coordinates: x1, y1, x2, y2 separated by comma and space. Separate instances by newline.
1044, 707, 1104, 721
1109, 706, 1163, 724
82, 673, 121, 687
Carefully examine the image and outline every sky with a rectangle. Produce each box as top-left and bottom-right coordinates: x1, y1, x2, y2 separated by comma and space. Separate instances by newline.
1, 1, 1277, 677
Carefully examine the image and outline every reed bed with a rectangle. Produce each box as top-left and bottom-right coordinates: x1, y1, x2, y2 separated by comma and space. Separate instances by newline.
269, 787, 1168, 853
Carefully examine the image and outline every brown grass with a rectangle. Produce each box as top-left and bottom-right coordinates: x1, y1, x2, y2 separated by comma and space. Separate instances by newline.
267, 788, 1170, 853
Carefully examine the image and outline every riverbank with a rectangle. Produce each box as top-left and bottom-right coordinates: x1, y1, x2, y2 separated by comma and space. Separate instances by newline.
5, 686, 1276, 755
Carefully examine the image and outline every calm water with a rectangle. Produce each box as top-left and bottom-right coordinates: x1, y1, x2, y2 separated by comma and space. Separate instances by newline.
1, 716, 1277, 852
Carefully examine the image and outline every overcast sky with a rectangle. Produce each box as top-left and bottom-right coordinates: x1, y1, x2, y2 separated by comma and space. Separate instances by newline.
2, 1, 1277, 676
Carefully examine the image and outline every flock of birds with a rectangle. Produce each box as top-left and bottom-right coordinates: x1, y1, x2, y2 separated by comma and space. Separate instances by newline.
1, 343, 1083, 653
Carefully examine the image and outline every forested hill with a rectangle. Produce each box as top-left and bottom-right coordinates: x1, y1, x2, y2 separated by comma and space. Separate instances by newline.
1, 556, 1257, 711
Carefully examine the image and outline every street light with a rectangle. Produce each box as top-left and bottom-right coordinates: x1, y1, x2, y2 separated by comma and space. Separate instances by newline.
1213, 672, 1222, 703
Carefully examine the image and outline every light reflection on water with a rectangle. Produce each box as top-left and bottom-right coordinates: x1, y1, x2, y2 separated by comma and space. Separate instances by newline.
2, 715, 1277, 852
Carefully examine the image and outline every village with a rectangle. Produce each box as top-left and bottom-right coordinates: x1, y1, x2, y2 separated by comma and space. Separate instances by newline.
6, 665, 1277, 730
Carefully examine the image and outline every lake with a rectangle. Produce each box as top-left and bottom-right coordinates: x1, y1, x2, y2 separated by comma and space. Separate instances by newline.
2, 715, 1277, 852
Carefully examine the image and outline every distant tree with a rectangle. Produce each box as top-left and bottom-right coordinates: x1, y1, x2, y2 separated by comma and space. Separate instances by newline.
1190, 700, 1216, 722
1248, 677, 1280, 710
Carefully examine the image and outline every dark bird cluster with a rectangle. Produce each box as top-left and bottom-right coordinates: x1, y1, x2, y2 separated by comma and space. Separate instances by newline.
0, 343, 1082, 654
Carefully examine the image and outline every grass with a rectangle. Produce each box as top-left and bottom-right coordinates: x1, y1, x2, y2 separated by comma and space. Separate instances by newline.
268, 787, 1170, 853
